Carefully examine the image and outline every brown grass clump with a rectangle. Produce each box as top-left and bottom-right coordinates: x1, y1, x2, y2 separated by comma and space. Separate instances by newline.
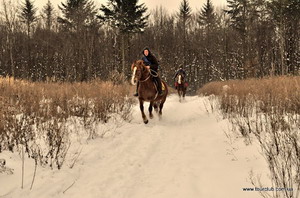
198, 76, 300, 198
198, 76, 300, 115
0, 77, 135, 169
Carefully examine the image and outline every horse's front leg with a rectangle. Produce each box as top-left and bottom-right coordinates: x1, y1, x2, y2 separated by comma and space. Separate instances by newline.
178, 88, 182, 102
139, 100, 148, 124
149, 101, 154, 119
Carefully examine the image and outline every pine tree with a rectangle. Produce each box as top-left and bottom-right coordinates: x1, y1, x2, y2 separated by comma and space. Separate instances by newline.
98, 0, 148, 74
226, 0, 257, 78
19, 0, 37, 79
42, 0, 54, 31
19, 0, 37, 38
177, 0, 192, 77
58, 0, 97, 32
198, 0, 216, 83
198, 0, 216, 31
58, 0, 99, 81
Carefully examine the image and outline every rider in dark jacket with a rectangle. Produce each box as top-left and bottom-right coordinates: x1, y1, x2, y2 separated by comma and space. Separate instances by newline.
174, 68, 186, 80
134, 47, 163, 97
174, 68, 187, 89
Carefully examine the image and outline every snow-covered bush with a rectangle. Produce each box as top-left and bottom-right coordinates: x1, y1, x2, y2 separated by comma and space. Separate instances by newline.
199, 76, 300, 198
0, 77, 135, 169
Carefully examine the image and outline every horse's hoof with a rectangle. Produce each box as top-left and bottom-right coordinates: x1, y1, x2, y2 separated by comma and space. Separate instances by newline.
144, 120, 149, 124
149, 114, 153, 119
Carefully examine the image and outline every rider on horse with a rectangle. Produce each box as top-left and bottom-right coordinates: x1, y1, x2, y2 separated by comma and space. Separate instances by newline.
134, 47, 163, 97
174, 68, 186, 79
174, 68, 187, 89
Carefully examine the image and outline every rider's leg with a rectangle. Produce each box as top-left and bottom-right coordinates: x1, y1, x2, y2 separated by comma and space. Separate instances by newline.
155, 77, 163, 95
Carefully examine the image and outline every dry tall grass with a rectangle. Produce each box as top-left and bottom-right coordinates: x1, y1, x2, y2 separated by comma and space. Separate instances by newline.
199, 76, 300, 115
198, 76, 300, 198
0, 77, 135, 169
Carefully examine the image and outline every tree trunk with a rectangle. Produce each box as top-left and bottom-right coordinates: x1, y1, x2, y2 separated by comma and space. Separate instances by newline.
7, 32, 15, 77
121, 33, 126, 74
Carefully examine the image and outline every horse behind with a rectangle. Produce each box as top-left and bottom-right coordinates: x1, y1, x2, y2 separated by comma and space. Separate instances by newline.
176, 74, 187, 102
131, 60, 168, 124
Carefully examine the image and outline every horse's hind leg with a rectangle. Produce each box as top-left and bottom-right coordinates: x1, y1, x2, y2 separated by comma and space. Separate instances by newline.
139, 100, 148, 124
159, 101, 165, 118
149, 101, 154, 119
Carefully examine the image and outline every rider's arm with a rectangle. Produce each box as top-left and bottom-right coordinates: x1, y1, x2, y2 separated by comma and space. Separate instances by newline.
174, 71, 178, 79
142, 57, 151, 66
150, 64, 159, 71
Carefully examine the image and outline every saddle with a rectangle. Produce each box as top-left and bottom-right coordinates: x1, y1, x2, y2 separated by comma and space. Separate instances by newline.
175, 82, 188, 88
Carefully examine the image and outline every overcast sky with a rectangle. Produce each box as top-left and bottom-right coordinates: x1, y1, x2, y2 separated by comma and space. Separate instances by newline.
35, 0, 227, 14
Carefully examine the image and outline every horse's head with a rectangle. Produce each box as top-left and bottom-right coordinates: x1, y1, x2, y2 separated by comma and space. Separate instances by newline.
177, 74, 184, 84
131, 60, 148, 85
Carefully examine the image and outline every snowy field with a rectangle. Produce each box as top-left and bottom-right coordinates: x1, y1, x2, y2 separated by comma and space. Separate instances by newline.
0, 95, 269, 198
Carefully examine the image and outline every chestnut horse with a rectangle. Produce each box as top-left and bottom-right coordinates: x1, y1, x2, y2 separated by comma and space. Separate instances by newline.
131, 60, 168, 124
176, 74, 187, 102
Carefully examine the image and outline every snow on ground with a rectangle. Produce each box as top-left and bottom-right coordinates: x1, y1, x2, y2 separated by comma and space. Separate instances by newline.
0, 95, 269, 198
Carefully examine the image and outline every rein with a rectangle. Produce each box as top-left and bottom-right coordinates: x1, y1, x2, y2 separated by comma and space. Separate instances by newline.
132, 64, 159, 84
150, 69, 159, 77
138, 68, 158, 83
139, 74, 151, 83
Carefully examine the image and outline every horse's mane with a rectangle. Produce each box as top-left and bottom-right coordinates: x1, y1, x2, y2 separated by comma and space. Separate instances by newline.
132, 60, 147, 70
136, 60, 146, 67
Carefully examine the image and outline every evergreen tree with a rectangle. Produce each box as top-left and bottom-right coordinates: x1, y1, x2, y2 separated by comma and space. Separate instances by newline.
19, 0, 37, 37
19, 0, 37, 79
42, 0, 54, 31
226, 0, 259, 78
198, 0, 216, 31
58, 0, 97, 32
58, 0, 99, 81
178, 0, 192, 25
198, 0, 216, 83
177, 0, 192, 77
98, 0, 148, 74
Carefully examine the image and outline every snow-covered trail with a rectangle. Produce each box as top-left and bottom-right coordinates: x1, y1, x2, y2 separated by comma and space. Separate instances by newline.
1, 95, 267, 198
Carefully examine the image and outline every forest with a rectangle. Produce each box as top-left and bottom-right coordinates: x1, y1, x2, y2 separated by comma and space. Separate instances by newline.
0, 0, 299, 92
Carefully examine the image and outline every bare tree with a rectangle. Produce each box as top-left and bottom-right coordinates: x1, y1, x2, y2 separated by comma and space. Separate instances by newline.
1, 0, 18, 77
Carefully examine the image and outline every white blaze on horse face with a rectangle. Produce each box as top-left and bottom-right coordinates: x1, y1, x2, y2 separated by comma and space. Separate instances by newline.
131, 66, 137, 85
178, 75, 182, 84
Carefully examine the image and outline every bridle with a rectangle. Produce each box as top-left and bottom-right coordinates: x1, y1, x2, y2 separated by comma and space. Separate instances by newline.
131, 65, 151, 85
